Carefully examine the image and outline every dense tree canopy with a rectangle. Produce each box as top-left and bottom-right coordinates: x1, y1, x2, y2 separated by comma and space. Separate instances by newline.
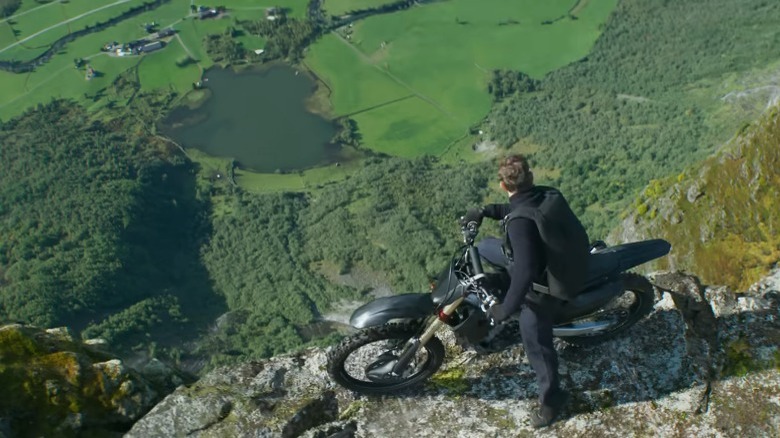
487, 0, 780, 235
0, 101, 223, 356
204, 27, 247, 63
2, 0, 779, 372
0, 0, 20, 18
239, 17, 320, 62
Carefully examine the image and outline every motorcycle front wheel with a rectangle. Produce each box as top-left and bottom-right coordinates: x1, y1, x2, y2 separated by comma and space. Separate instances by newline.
327, 322, 445, 395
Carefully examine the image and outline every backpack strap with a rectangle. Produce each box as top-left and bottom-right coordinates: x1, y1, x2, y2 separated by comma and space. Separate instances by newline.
500, 204, 539, 262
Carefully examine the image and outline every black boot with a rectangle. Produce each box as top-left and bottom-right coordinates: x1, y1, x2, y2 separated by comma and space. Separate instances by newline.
530, 390, 569, 428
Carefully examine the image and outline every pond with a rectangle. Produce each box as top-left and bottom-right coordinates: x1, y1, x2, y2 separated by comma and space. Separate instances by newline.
161, 64, 340, 173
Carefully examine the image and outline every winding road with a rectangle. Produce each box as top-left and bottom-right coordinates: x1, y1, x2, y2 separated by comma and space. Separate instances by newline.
0, 0, 132, 55
0, 0, 62, 24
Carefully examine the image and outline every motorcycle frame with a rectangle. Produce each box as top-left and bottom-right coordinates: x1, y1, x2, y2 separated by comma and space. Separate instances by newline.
390, 222, 485, 375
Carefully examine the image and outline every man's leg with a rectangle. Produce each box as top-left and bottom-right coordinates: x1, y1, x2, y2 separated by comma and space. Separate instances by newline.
519, 301, 567, 427
518, 301, 560, 405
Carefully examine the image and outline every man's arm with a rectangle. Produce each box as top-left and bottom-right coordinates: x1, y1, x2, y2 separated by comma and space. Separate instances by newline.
481, 203, 512, 220
489, 218, 543, 321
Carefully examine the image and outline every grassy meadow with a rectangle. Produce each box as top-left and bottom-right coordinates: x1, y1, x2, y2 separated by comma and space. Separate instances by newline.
185, 146, 363, 196
0, 0, 311, 121
306, 0, 618, 159
0, 0, 618, 191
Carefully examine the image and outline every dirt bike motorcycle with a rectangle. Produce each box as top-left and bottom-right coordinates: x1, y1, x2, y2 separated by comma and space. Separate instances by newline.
327, 220, 671, 395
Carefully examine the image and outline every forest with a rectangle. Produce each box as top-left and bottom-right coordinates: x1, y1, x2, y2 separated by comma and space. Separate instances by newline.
191, 157, 500, 367
0, 101, 499, 367
239, 16, 321, 62
0, 100, 225, 361
487, 0, 780, 235
2, 0, 780, 371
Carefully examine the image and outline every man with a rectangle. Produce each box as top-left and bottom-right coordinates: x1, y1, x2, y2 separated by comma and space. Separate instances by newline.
462, 154, 569, 428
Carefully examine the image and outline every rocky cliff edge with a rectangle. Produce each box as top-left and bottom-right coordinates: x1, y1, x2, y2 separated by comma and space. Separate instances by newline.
127, 270, 780, 437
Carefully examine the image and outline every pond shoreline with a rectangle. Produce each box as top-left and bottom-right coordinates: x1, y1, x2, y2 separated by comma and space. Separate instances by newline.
160, 62, 344, 174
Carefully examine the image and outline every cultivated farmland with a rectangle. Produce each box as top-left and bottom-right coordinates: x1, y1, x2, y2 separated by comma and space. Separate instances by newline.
0, 0, 308, 120
306, 0, 618, 158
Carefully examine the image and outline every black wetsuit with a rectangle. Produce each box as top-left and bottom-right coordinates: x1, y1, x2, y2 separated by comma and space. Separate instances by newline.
481, 186, 563, 407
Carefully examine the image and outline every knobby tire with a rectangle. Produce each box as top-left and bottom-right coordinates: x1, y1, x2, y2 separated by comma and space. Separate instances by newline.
327, 322, 445, 395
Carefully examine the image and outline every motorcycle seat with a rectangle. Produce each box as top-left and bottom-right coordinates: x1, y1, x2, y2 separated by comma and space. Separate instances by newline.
478, 237, 670, 292
585, 239, 671, 285
583, 250, 620, 286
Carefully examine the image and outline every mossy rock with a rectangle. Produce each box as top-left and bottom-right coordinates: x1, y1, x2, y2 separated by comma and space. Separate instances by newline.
0, 324, 160, 437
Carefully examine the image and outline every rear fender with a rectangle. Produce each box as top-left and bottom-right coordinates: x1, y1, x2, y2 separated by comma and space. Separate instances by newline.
350, 293, 434, 329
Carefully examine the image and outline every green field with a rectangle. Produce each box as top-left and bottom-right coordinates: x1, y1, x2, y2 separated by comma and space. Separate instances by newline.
323, 0, 396, 17
185, 147, 362, 195
222, 0, 310, 19
137, 38, 201, 92
0, 0, 149, 61
0, 0, 617, 186
0, 0, 315, 120
306, 0, 618, 157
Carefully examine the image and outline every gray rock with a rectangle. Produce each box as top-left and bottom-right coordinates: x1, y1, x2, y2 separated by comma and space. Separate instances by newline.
84, 338, 109, 348
127, 272, 780, 437
45, 327, 76, 343
0, 324, 167, 437
687, 182, 704, 203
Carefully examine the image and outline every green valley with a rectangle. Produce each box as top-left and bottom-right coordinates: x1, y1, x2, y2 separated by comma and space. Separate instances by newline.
306, 0, 617, 158
0, 0, 779, 374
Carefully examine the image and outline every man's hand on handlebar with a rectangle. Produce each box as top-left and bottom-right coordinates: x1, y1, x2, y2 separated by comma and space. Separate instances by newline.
459, 207, 484, 227
476, 289, 502, 326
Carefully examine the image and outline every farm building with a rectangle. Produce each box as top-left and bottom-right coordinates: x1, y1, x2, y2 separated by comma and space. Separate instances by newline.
265, 7, 282, 20
148, 28, 174, 41
140, 41, 164, 53
157, 28, 175, 38
197, 6, 219, 19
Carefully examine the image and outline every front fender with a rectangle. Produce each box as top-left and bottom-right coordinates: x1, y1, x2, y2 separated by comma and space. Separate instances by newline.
349, 293, 434, 329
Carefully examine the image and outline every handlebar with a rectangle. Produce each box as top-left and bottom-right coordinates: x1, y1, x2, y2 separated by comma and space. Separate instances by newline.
460, 220, 479, 245
458, 220, 497, 326
475, 287, 498, 326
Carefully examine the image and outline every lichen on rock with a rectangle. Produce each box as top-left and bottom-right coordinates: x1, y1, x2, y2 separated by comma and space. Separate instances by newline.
0, 324, 171, 437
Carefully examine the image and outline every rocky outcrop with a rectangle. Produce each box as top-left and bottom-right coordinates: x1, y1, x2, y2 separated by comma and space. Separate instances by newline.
0, 324, 181, 437
609, 108, 780, 290
127, 270, 780, 437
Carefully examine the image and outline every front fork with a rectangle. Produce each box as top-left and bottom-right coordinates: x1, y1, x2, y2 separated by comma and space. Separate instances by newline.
391, 238, 486, 375
390, 296, 465, 375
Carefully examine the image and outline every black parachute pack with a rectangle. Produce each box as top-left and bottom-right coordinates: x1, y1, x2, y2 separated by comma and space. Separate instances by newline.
502, 186, 590, 300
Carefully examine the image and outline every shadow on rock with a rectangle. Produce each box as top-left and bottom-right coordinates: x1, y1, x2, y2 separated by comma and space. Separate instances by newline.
438, 272, 780, 418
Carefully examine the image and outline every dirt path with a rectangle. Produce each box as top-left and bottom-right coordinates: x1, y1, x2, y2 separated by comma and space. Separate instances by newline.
174, 32, 204, 75
0, 0, 132, 55
0, 0, 62, 24
569, 0, 591, 17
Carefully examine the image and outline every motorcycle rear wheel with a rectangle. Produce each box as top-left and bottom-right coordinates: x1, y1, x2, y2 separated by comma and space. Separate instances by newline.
563, 273, 655, 346
327, 322, 445, 395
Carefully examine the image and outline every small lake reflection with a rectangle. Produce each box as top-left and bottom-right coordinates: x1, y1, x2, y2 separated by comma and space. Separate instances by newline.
162, 65, 338, 173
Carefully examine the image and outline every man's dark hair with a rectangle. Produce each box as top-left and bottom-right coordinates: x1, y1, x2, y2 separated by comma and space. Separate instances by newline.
498, 154, 534, 192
